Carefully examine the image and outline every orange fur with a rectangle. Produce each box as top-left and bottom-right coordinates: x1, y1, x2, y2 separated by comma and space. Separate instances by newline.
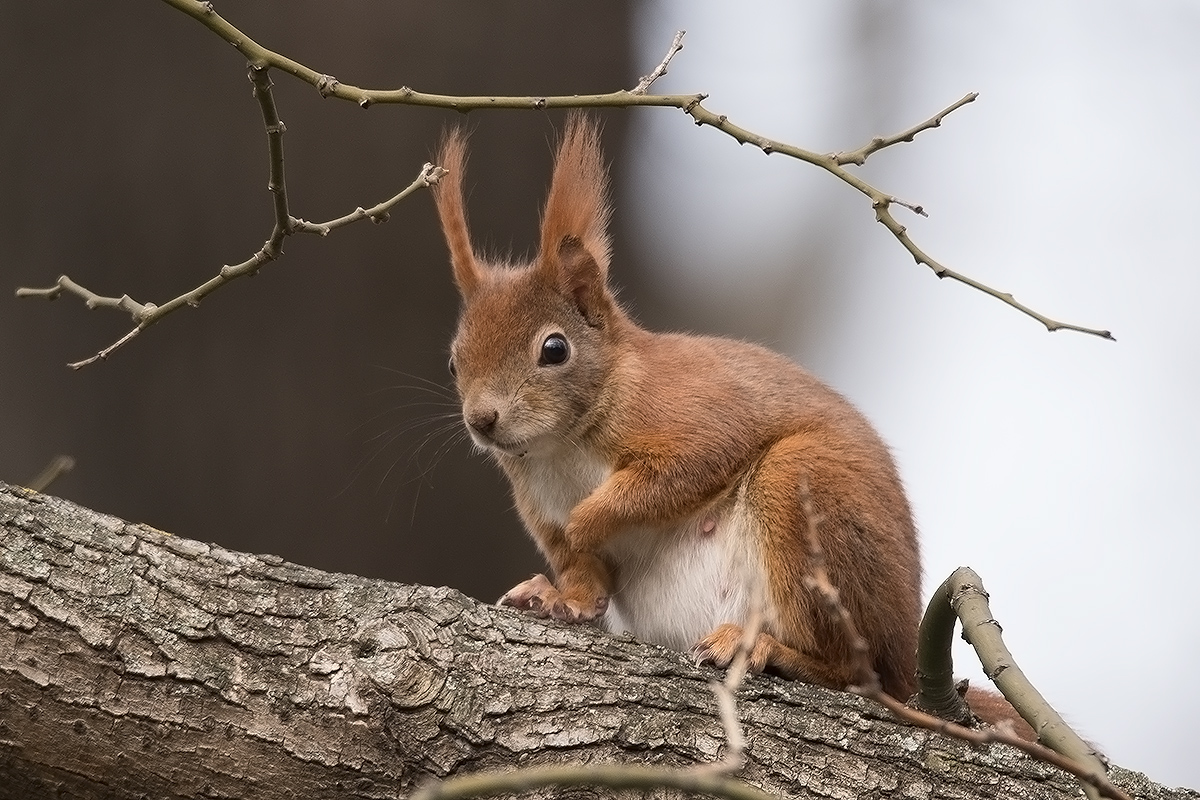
434, 114, 961, 710
432, 129, 482, 298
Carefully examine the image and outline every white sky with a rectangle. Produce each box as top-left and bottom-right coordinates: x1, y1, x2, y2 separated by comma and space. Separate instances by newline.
627, 0, 1200, 789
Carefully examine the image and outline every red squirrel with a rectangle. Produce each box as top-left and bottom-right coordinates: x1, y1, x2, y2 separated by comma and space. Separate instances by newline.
432, 115, 924, 701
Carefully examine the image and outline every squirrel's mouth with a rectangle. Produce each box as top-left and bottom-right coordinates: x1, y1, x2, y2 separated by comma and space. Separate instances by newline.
468, 427, 529, 458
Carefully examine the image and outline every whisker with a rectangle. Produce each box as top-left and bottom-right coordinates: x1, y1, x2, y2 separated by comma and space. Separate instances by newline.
350, 403, 459, 437
367, 365, 457, 397
381, 422, 471, 523
362, 412, 460, 446
367, 383, 457, 401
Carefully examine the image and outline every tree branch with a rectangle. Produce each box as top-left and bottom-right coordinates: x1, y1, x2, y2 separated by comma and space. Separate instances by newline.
1, 482, 1185, 800
155, 2, 1118, 340
21, 0, 1107, 350
831, 92, 979, 166
944, 568, 1109, 796
2, 482, 1184, 799
15, 65, 446, 369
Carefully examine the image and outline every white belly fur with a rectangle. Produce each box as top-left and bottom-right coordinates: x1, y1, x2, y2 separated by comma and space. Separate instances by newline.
602, 500, 765, 652
513, 449, 766, 652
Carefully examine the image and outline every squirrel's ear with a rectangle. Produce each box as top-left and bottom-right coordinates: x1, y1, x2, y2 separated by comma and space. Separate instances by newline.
538, 114, 612, 291
555, 235, 610, 327
432, 127, 483, 299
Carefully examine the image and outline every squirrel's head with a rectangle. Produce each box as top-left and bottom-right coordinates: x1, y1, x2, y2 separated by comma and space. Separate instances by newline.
432, 115, 622, 458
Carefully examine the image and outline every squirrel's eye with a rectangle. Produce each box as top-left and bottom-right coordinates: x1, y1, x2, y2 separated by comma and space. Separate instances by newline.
448, 356, 457, 378
539, 334, 570, 366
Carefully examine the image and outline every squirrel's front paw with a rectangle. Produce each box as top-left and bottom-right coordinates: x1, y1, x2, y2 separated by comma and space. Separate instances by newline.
498, 574, 607, 623
551, 592, 608, 623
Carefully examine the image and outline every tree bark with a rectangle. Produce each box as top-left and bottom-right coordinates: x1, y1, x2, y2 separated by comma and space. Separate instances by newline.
0, 482, 1191, 800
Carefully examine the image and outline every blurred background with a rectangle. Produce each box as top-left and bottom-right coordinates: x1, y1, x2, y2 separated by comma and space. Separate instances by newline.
2, 0, 1196, 789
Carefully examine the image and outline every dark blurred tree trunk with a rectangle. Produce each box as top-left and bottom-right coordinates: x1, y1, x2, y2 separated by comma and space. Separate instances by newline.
0, 484, 1187, 800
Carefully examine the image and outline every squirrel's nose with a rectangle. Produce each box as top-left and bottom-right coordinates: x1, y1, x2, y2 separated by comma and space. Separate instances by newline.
466, 408, 500, 436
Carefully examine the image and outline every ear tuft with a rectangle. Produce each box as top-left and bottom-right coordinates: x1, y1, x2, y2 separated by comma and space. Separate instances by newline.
432, 127, 483, 298
538, 114, 613, 282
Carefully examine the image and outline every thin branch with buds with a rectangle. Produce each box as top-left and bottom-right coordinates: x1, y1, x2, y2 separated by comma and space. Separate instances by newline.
631, 29, 687, 95
832, 92, 979, 166
15, 66, 446, 369
22, 0, 1109, 351
693, 598, 764, 776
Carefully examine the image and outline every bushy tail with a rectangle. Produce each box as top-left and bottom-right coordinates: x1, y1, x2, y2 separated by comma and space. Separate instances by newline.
966, 685, 1037, 740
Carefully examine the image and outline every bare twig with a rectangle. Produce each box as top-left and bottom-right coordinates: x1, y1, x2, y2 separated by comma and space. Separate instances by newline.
677, 103, 1112, 340
866, 691, 1129, 800
631, 30, 686, 94
868, 202, 1112, 338
693, 596, 764, 776
15, 275, 149, 317
888, 195, 929, 218
832, 92, 979, 166
835, 635, 1130, 800
797, 486, 1130, 800
24, 456, 76, 494
152, 0, 1113, 340
15, 66, 445, 369
796, 484, 878, 695
66, 327, 146, 370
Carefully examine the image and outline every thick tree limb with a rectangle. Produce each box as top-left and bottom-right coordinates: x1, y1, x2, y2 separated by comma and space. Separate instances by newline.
0, 483, 1188, 800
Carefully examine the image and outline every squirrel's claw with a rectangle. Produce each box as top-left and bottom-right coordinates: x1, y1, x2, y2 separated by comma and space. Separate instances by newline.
499, 573, 608, 623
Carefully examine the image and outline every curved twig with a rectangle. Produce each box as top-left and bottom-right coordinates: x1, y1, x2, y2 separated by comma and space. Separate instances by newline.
946, 567, 1109, 798
909, 573, 976, 725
